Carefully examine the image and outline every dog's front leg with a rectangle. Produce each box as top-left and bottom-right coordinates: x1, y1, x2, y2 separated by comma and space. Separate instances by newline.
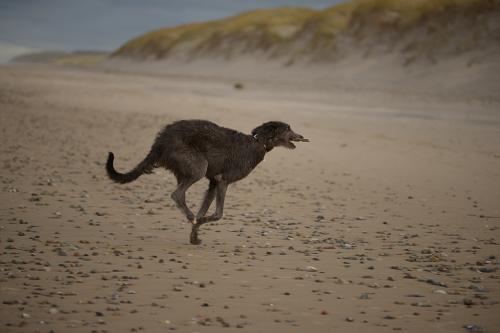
190, 180, 227, 245
195, 180, 217, 220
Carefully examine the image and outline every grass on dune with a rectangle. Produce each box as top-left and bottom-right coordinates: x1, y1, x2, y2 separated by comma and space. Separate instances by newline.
113, 7, 316, 58
113, 0, 499, 59
351, 0, 499, 25
353, 0, 498, 13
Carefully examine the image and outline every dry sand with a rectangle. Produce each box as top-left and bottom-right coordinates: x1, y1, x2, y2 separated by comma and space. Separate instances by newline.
1, 62, 499, 333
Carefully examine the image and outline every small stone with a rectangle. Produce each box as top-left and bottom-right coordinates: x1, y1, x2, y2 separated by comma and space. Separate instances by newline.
3, 300, 19, 305
346, 316, 354, 322
478, 267, 496, 273
425, 278, 447, 287
335, 278, 349, 285
305, 266, 317, 272
463, 324, 484, 332
216, 316, 230, 327
359, 293, 370, 300
463, 298, 474, 306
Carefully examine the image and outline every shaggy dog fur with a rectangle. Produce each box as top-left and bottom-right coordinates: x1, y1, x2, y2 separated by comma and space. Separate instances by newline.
106, 119, 308, 244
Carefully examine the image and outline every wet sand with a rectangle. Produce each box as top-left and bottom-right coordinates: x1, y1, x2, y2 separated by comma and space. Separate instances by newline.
1, 63, 499, 333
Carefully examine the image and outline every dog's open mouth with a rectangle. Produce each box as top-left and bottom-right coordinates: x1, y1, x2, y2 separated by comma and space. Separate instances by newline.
287, 134, 309, 149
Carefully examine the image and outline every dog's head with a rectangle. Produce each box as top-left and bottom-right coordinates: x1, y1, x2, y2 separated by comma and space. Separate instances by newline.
252, 121, 309, 151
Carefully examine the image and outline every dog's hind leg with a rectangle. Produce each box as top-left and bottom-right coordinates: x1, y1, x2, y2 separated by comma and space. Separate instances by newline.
210, 180, 227, 222
170, 156, 207, 222
171, 179, 197, 222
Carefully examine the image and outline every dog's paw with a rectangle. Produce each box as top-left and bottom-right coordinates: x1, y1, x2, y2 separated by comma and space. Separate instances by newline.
190, 229, 201, 245
190, 235, 202, 245
190, 238, 202, 245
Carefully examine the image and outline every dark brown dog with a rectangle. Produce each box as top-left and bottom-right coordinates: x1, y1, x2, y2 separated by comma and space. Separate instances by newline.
106, 120, 308, 244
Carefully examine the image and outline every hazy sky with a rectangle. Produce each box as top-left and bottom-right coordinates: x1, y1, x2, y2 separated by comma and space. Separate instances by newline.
0, 0, 343, 51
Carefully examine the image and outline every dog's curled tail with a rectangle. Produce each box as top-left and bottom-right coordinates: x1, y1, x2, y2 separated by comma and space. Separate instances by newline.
106, 151, 155, 184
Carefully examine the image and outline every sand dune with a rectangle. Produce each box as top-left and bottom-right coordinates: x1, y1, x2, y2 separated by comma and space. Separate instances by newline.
103, 0, 500, 100
112, 1, 500, 65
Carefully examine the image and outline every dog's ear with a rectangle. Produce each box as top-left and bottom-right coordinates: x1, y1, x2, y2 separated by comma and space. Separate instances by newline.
266, 122, 282, 135
252, 121, 287, 139
265, 122, 279, 137
252, 122, 274, 138
268, 122, 278, 130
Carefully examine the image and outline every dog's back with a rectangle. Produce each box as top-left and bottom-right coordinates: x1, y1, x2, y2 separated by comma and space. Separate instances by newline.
153, 120, 262, 180
155, 120, 247, 152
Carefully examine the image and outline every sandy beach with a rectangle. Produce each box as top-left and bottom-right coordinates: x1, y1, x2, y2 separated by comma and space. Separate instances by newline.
1, 62, 499, 333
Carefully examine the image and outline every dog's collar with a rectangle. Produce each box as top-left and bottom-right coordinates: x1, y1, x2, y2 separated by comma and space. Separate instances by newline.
253, 134, 267, 150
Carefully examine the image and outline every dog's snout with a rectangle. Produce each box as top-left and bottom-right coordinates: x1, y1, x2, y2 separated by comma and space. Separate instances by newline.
291, 131, 309, 142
